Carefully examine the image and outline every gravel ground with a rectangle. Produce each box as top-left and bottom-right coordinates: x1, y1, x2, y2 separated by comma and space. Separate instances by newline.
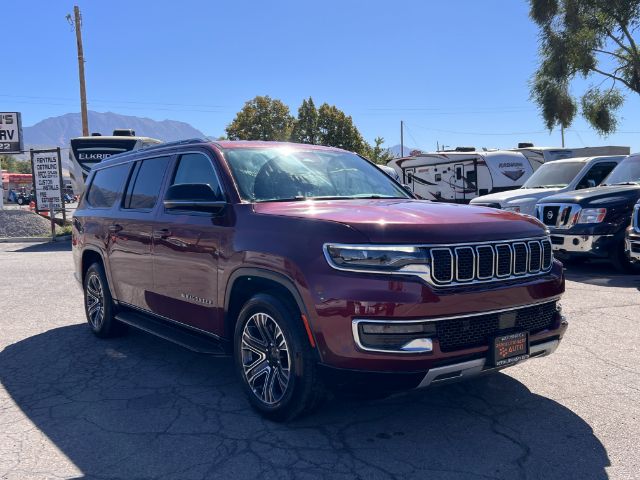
0, 210, 61, 238
0, 243, 639, 479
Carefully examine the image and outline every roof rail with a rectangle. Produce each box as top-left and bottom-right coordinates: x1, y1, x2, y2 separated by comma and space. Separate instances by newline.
140, 138, 207, 152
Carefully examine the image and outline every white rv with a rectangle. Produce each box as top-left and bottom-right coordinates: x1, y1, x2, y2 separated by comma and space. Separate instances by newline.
69, 129, 162, 195
514, 145, 630, 164
469, 155, 626, 216
387, 150, 538, 203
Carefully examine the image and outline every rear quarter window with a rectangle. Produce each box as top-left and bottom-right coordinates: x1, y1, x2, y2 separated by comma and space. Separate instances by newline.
86, 164, 130, 209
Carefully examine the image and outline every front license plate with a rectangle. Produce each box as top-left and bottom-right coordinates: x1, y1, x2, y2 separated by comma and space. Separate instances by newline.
492, 332, 529, 367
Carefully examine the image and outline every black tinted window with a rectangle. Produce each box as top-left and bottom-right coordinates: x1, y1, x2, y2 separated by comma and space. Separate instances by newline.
86, 164, 129, 208
170, 153, 222, 198
576, 162, 618, 189
123, 156, 170, 210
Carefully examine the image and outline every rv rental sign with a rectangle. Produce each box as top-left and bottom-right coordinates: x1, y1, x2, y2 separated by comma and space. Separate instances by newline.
0, 112, 23, 153
31, 149, 64, 211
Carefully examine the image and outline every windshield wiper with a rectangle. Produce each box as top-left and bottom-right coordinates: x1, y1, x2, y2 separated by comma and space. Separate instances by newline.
612, 181, 640, 186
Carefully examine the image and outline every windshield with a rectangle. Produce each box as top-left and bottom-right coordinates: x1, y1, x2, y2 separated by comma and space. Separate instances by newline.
602, 156, 640, 185
522, 161, 584, 188
223, 147, 410, 202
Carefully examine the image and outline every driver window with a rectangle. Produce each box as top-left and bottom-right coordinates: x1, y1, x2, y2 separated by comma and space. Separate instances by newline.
169, 153, 223, 199
576, 162, 618, 190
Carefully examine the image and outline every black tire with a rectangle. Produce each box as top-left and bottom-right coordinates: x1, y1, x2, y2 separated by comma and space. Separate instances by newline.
234, 293, 326, 422
609, 238, 640, 273
83, 262, 126, 338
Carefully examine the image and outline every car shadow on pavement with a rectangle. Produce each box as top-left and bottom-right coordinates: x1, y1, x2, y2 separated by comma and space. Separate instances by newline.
563, 260, 640, 289
0, 324, 609, 480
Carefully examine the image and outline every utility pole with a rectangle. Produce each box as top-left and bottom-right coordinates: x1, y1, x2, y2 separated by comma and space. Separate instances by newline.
561, 125, 565, 148
400, 120, 404, 157
68, 6, 89, 136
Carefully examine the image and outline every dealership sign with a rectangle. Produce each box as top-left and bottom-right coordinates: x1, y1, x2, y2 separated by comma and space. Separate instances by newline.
31, 148, 64, 211
0, 112, 23, 153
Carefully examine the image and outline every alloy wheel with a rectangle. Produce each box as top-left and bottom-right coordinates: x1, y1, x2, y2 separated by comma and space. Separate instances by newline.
85, 273, 105, 330
241, 312, 291, 405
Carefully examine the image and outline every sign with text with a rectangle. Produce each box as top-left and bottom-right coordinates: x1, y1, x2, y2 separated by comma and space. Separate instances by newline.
0, 112, 23, 153
31, 149, 64, 211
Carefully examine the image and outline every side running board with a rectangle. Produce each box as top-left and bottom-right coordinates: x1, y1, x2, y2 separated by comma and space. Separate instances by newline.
115, 310, 228, 356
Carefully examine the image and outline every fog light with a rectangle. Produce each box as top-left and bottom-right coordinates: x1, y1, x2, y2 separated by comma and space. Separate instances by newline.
400, 338, 433, 352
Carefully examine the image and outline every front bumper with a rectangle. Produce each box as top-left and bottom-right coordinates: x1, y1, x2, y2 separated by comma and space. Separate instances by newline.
549, 233, 615, 256
626, 228, 640, 262
319, 334, 565, 393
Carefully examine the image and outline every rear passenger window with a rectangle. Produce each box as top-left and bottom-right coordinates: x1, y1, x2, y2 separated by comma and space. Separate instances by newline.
170, 153, 223, 199
123, 156, 171, 210
86, 164, 130, 209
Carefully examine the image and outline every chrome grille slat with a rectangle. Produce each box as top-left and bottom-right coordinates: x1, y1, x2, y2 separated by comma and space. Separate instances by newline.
634, 204, 640, 233
428, 238, 552, 286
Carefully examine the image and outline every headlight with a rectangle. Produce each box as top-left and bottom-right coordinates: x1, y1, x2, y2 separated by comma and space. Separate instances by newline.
577, 208, 607, 224
504, 206, 521, 213
324, 244, 430, 272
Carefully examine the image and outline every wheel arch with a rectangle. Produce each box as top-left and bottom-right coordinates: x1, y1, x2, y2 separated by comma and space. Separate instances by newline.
224, 268, 317, 353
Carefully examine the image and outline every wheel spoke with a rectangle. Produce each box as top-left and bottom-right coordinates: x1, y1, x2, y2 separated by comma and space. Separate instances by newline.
262, 367, 277, 404
242, 329, 267, 355
245, 359, 269, 386
255, 314, 275, 345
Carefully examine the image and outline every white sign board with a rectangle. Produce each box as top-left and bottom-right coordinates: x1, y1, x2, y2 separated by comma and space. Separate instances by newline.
0, 112, 23, 153
31, 149, 63, 211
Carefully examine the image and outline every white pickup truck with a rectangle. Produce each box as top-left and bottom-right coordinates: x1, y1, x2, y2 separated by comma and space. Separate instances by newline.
469, 155, 626, 216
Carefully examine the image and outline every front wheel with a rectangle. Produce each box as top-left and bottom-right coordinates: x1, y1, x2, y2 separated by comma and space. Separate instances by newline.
234, 293, 326, 421
609, 238, 640, 273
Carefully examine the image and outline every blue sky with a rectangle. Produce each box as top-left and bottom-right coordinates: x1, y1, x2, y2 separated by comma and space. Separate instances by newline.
4, 0, 640, 151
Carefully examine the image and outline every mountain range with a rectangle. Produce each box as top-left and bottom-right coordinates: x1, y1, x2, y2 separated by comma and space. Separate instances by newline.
23, 111, 207, 147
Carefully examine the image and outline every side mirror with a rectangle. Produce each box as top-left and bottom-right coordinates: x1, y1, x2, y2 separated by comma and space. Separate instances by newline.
163, 183, 226, 213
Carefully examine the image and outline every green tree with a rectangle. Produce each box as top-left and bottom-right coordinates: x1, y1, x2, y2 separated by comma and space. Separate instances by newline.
529, 0, 640, 135
317, 103, 368, 155
0, 155, 31, 173
367, 137, 395, 165
226, 95, 294, 141
291, 97, 319, 144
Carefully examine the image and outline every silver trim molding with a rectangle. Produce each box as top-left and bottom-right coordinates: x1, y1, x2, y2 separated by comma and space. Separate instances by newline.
417, 339, 560, 388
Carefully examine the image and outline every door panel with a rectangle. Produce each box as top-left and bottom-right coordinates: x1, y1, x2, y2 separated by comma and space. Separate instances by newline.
150, 152, 226, 335
108, 156, 171, 309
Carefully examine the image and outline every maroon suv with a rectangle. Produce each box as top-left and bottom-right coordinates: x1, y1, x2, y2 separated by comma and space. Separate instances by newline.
72, 140, 567, 421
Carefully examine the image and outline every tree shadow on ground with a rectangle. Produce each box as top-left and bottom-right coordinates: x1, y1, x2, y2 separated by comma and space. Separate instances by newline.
3, 240, 72, 253
0, 325, 609, 480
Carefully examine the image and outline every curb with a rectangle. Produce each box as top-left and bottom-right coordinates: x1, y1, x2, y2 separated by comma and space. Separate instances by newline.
0, 235, 72, 243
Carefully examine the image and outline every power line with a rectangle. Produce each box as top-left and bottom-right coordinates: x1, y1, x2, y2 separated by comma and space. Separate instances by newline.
410, 123, 546, 136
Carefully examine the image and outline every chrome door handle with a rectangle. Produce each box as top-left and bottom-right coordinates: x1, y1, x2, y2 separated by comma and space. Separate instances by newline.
108, 224, 123, 234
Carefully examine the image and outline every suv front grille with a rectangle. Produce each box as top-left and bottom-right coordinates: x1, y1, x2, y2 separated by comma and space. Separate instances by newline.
435, 301, 558, 352
634, 204, 640, 233
428, 238, 553, 286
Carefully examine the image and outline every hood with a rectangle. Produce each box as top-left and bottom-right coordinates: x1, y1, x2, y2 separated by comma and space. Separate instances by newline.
471, 188, 563, 205
253, 199, 545, 243
538, 184, 640, 207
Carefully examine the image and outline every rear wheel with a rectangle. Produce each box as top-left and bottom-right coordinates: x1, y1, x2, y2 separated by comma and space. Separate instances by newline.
83, 262, 126, 337
234, 293, 326, 421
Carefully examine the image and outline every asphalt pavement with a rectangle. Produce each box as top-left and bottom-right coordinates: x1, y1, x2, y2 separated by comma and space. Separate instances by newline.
0, 241, 638, 480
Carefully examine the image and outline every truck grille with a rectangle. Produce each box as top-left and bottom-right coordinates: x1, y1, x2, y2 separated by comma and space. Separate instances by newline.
538, 203, 581, 229
634, 204, 640, 233
429, 238, 553, 286
435, 301, 558, 352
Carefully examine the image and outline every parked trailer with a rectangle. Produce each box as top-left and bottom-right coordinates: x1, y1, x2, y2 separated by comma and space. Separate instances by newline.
388, 150, 537, 203
69, 129, 162, 195
515, 146, 630, 164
